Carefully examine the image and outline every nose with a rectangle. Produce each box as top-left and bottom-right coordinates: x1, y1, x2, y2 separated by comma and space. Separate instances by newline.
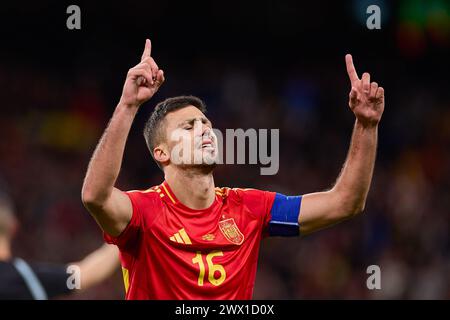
192, 119, 212, 138
202, 124, 211, 136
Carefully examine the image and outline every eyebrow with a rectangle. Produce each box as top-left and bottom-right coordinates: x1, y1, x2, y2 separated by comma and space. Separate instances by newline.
178, 117, 212, 127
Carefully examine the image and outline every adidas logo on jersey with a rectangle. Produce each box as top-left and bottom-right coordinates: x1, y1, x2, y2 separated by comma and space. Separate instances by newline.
169, 228, 192, 245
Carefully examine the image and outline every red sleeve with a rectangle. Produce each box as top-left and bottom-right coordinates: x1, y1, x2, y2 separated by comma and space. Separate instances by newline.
259, 191, 276, 238
236, 188, 276, 238
103, 191, 144, 253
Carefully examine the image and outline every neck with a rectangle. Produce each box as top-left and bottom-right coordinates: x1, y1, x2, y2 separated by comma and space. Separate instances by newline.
0, 237, 12, 261
165, 166, 216, 210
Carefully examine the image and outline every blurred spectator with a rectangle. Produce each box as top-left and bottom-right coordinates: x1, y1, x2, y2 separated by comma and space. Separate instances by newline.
0, 187, 120, 299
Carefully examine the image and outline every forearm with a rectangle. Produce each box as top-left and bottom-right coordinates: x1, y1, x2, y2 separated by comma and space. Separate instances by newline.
82, 103, 138, 204
73, 244, 120, 290
333, 119, 378, 213
299, 55, 383, 235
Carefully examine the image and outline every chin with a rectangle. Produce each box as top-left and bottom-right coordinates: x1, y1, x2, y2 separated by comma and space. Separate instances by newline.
202, 153, 219, 165
199, 152, 219, 170
178, 162, 218, 173
174, 153, 219, 171
198, 162, 218, 171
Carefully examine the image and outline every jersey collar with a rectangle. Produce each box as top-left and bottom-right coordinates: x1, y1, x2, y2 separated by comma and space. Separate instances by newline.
159, 181, 177, 204
159, 180, 220, 213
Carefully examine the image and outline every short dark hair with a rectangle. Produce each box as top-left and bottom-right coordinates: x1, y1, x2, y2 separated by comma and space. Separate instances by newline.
143, 95, 207, 168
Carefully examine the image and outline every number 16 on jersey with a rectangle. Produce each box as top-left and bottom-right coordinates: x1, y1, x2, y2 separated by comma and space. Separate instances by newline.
192, 250, 226, 286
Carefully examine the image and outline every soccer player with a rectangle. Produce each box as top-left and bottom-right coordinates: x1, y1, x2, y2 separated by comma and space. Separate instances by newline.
81, 39, 385, 299
0, 189, 120, 299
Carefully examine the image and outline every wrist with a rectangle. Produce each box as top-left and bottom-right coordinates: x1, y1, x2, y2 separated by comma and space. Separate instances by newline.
355, 119, 379, 130
116, 100, 140, 114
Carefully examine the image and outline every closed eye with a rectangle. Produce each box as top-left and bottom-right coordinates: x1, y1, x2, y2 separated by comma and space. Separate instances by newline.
179, 117, 211, 130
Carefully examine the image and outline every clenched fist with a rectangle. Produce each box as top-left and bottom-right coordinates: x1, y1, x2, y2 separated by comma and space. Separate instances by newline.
345, 54, 384, 127
119, 39, 165, 108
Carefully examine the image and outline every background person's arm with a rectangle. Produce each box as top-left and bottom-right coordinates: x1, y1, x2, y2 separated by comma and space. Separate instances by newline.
71, 244, 120, 290
81, 39, 165, 237
299, 54, 385, 235
30, 244, 119, 298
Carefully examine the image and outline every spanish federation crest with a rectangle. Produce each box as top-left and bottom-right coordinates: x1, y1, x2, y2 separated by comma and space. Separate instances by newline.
218, 218, 244, 245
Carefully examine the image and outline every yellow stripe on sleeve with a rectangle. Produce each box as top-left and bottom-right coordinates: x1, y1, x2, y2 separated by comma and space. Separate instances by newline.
122, 267, 130, 293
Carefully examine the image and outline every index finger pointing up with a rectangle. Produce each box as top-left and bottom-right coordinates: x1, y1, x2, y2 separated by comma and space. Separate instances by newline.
141, 39, 152, 61
345, 54, 359, 85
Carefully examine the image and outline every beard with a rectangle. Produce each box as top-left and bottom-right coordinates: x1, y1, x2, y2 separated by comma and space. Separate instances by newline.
174, 148, 219, 173
176, 160, 218, 175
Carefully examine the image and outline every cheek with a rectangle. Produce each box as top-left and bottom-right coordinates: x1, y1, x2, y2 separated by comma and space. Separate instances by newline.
179, 134, 197, 153
168, 128, 190, 145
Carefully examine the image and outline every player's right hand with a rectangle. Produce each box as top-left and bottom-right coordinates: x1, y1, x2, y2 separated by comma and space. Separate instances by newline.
119, 39, 165, 108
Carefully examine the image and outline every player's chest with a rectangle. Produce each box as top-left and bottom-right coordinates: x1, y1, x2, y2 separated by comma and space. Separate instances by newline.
148, 203, 261, 251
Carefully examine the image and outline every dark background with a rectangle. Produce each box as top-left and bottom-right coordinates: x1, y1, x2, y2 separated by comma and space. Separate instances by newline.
0, 0, 449, 299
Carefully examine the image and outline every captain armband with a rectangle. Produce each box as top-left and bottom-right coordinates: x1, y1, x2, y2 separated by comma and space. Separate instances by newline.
268, 193, 302, 237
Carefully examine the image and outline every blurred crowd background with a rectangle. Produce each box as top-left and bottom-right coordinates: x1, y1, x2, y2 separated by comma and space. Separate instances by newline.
0, 1, 449, 299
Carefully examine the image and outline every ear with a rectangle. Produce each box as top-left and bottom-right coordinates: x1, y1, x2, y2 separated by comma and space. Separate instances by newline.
153, 145, 170, 164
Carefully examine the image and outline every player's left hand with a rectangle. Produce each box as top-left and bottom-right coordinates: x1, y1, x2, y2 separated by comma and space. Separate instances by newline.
345, 54, 384, 127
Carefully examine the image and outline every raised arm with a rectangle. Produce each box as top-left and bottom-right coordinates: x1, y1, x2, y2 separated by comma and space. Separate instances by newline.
81, 39, 165, 236
299, 54, 385, 235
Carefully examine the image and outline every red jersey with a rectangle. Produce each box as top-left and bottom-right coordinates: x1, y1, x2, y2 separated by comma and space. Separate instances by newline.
104, 181, 301, 300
